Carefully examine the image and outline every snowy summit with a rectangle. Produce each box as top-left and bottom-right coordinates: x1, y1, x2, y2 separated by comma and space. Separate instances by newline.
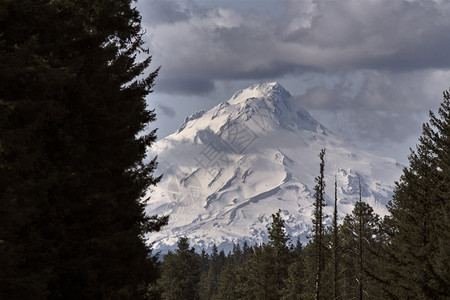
145, 82, 403, 252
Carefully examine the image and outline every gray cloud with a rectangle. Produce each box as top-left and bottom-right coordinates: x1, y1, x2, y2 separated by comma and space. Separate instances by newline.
138, 0, 192, 25
142, 0, 450, 95
158, 104, 176, 118
295, 70, 450, 144
156, 77, 215, 96
141, 0, 450, 162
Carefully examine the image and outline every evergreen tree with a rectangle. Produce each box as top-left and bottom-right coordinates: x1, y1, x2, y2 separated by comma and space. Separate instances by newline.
339, 200, 381, 299
300, 149, 332, 299
231, 243, 243, 265
312, 148, 327, 300
200, 248, 210, 273
235, 244, 263, 298
0, 0, 166, 298
238, 211, 292, 299
301, 233, 333, 300
215, 264, 244, 300
267, 210, 292, 296
199, 244, 227, 300
211, 244, 246, 300
159, 237, 201, 300
282, 260, 304, 300
242, 240, 254, 260
332, 175, 340, 300
231, 242, 256, 298
291, 237, 304, 258
282, 239, 305, 300
383, 89, 450, 298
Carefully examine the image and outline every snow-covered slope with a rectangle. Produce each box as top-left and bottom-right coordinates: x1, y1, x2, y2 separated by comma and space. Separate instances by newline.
145, 82, 403, 252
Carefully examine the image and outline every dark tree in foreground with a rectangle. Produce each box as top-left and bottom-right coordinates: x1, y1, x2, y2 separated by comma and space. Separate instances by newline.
383, 89, 450, 298
0, 0, 166, 298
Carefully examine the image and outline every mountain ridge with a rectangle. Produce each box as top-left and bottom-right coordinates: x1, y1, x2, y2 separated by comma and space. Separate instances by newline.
145, 82, 403, 252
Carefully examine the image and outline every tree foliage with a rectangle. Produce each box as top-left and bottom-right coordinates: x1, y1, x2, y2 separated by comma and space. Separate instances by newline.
339, 201, 382, 299
312, 148, 327, 300
383, 89, 450, 298
159, 237, 201, 300
0, 0, 166, 298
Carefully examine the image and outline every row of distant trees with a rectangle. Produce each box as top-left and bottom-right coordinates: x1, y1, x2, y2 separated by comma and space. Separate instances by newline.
156, 203, 380, 299
1, 0, 449, 299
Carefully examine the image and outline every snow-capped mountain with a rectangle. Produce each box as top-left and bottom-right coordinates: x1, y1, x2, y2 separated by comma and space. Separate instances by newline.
145, 82, 403, 252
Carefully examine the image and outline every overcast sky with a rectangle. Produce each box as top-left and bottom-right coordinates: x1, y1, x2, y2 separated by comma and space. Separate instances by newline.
137, 0, 450, 164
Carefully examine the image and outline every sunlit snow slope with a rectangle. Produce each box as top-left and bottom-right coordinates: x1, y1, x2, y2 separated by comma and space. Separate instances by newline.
145, 82, 403, 252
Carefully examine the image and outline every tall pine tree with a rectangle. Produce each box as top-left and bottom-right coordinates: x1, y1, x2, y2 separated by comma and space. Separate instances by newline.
267, 209, 292, 296
339, 199, 381, 299
313, 148, 327, 300
383, 89, 450, 298
0, 0, 166, 298
302, 149, 329, 299
332, 175, 340, 300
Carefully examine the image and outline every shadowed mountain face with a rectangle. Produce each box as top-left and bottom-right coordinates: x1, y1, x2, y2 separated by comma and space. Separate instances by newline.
145, 82, 403, 252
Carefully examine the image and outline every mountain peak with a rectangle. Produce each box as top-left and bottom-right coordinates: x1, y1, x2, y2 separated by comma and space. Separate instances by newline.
172, 81, 328, 138
228, 82, 291, 105
146, 83, 403, 253
226, 82, 328, 134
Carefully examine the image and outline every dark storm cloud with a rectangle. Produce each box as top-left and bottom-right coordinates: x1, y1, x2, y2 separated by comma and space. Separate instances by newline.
143, 0, 450, 95
281, 0, 450, 70
158, 104, 176, 118
138, 0, 191, 25
298, 71, 444, 113
156, 77, 215, 96
140, 0, 450, 149
295, 70, 448, 144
